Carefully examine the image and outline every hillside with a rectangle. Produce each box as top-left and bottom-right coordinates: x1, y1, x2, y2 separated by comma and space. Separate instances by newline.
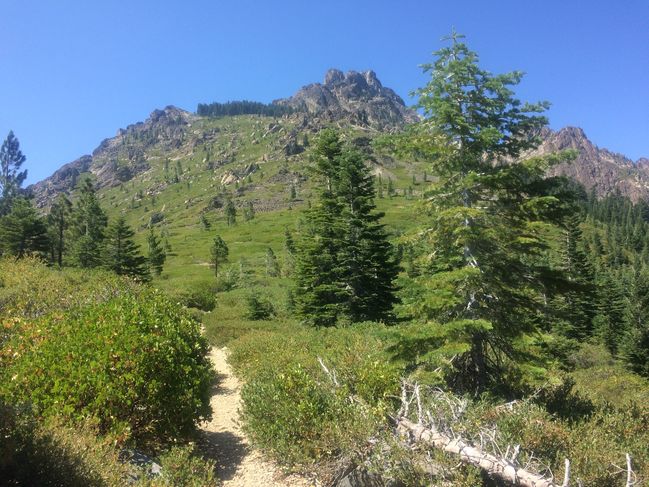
6, 47, 649, 487
30, 70, 649, 215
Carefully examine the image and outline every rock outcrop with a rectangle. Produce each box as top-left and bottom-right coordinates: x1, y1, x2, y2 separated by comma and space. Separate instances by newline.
29, 106, 195, 207
531, 127, 649, 202
275, 69, 419, 130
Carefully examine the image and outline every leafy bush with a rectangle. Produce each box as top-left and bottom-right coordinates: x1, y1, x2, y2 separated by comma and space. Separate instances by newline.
153, 445, 217, 486
230, 325, 401, 471
0, 256, 140, 319
176, 282, 217, 311
241, 364, 373, 467
1, 290, 213, 444
0, 408, 129, 487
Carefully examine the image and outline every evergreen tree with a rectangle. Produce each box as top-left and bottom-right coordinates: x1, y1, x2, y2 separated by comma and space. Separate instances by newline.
103, 216, 150, 281
265, 247, 280, 277
243, 201, 255, 221
47, 194, 72, 267
200, 213, 211, 230
0, 198, 49, 258
394, 33, 576, 392
210, 235, 229, 277
559, 213, 597, 339
147, 228, 166, 276
387, 178, 394, 198
0, 131, 28, 216
294, 129, 399, 325
69, 178, 108, 268
283, 228, 296, 276
225, 199, 236, 225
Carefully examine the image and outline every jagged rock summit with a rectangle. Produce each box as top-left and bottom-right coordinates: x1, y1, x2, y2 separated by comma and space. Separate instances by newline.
30, 106, 195, 207
275, 68, 420, 130
532, 126, 649, 202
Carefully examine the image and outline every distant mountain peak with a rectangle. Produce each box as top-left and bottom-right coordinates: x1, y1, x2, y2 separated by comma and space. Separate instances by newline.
275, 68, 419, 130
532, 126, 649, 201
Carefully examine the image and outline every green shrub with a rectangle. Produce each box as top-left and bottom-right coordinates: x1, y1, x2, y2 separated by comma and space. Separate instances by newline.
0, 408, 130, 487
176, 282, 217, 311
241, 363, 372, 467
0, 256, 140, 319
231, 325, 401, 470
1, 290, 213, 444
152, 445, 217, 486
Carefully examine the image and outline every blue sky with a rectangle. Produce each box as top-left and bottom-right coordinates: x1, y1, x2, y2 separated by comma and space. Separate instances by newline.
1, 0, 648, 184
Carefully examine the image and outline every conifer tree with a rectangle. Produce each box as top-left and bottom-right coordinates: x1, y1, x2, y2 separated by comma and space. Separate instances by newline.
147, 228, 166, 276
0, 198, 49, 258
47, 194, 72, 267
225, 199, 236, 225
200, 213, 211, 230
283, 228, 296, 275
335, 146, 400, 322
243, 201, 255, 221
265, 247, 280, 277
0, 131, 28, 216
103, 216, 150, 281
560, 213, 597, 339
69, 178, 108, 268
210, 235, 229, 277
393, 32, 576, 392
294, 129, 399, 325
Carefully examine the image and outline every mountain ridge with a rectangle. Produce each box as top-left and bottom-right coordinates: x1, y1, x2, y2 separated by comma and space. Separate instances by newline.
28, 70, 648, 207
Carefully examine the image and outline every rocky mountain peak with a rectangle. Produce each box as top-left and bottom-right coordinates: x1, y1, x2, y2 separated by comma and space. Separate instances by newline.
531, 126, 648, 201
276, 69, 419, 130
29, 106, 196, 207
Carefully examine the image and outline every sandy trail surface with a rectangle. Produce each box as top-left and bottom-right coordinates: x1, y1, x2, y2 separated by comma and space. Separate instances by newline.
199, 347, 312, 487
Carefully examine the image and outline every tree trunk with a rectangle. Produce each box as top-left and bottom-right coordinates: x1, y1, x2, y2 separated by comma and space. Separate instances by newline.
398, 418, 560, 487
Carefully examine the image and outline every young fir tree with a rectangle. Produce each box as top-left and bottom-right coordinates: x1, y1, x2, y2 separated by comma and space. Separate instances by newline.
210, 235, 229, 278
0, 198, 49, 258
265, 247, 280, 277
394, 33, 576, 393
47, 194, 72, 267
243, 201, 255, 221
283, 227, 296, 276
103, 216, 150, 281
200, 212, 211, 230
622, 265, 649, 377
225, 199, 236, 226
335, 146, 400, 322
0, 131, 28, 216
147, 228, 166, 276
69, 178, 108, 268
294, 129, 399, 326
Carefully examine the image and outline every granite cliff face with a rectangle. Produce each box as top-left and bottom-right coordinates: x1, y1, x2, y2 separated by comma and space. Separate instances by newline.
29, 106, 195, 207
275, 68, 419, 130
532, 127, 649, 202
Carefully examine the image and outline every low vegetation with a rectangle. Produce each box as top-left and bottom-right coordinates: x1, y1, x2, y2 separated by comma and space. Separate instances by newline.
1, 33, 649, 487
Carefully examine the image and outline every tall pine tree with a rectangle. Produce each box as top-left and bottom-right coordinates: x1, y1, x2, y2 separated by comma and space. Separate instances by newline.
69, 178, 108, 268
294, 129, 399, 326
0, 131, 28, 216
47, 194, 72, 267
147, 228, 166, 276
393, 32, 576, 393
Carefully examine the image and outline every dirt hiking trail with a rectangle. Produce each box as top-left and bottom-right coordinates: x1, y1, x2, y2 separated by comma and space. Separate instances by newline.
199, 347, 313, 487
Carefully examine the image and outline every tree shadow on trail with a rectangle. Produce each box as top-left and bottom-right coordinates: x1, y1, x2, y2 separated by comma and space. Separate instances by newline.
200, 430, 249, 481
